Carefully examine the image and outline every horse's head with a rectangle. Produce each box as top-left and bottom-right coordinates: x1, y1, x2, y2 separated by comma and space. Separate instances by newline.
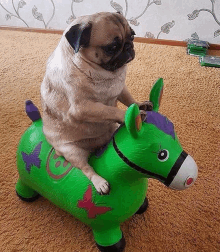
114, 78, 198, 190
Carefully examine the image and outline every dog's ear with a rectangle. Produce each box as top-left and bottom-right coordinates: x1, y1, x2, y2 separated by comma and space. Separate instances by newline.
65, 22, 92, 53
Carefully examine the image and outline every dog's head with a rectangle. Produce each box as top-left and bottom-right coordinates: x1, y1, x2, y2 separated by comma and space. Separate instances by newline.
65, 12, 135, 72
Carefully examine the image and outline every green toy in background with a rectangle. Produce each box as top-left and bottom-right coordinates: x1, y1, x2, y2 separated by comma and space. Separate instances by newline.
187, 39, 209, 57
16, 78, 198, 252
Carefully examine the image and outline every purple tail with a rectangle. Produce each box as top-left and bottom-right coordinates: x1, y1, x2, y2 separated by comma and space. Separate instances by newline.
25, 100, 41, 122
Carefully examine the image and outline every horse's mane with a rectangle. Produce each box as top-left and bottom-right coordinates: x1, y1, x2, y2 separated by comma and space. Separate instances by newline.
94, 111, 175, 158
145, 111, 175, 139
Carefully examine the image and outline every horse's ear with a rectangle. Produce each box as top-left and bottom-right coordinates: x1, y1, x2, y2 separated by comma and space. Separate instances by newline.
125, 104, 143, 138
149, 78, 164, 112
65, 22, 92, 53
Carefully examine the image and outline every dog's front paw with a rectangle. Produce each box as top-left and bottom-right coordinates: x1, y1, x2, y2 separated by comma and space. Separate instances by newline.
140, 110, 147, 121
138, 101, 153, 111
116, 110, 126, 124
91, 174, 110, 195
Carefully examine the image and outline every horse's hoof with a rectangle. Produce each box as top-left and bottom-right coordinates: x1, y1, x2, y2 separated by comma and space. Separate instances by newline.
135, 197, 149, 215
16, 190, 41, 202
15, 178, 41, 202
96, 234, 126, 252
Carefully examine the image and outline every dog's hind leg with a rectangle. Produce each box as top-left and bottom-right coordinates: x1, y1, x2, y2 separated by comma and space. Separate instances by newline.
55, 143, 110, 195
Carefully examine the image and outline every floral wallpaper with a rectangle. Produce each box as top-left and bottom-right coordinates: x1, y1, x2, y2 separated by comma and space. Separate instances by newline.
0, 0, 219, 44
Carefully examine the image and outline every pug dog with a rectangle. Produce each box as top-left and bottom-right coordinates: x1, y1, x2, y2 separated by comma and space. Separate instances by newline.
41, 12, 152, 195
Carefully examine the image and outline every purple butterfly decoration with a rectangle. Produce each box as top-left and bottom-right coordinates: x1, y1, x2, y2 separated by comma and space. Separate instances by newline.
21, 142, 42, 173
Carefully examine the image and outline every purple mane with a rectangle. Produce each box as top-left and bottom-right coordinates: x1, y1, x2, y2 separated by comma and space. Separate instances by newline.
95, 111, 175, 158
144, 111, 175, 139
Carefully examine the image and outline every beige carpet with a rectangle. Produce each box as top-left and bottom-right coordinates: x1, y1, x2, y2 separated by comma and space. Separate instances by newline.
0, 30, 219, 252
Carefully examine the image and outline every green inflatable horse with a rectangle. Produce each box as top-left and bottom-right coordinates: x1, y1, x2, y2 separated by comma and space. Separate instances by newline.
16, 78, 198, 252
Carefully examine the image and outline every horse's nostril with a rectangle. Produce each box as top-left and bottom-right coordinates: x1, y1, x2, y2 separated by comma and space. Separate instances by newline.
185, 177, 194, 186
168, 154, 198, 190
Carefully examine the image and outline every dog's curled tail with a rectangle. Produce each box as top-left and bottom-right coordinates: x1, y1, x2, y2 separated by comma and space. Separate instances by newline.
25, 100, 41, 122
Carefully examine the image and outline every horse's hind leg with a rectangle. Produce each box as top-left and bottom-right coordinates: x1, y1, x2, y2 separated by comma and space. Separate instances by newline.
93, 226, 125, 252
135, 197, 149, 215
16, 178, 41, 202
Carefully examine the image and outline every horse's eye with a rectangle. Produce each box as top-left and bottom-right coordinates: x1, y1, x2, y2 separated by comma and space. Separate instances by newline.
158, 150, 169, 162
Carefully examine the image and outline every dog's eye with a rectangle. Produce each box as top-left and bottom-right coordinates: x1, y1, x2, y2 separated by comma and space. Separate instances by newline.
130, 29, 136, 41
103, 44, 118, 56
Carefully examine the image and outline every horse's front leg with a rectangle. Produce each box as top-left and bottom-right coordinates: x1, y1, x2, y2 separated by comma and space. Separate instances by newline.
93, 226, 125, 252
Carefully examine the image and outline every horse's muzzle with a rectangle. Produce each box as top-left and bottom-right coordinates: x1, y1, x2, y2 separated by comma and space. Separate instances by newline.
165, 152, 198, 190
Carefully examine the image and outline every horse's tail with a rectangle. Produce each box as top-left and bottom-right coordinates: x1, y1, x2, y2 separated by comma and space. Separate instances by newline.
25, 100, 41, 122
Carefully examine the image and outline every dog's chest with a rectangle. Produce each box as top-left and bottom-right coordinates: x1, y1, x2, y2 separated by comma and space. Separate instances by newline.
92, 72, 126, 104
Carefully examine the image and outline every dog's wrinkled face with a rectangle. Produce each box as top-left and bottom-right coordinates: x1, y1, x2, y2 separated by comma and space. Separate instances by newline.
65, 12, 135, 72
